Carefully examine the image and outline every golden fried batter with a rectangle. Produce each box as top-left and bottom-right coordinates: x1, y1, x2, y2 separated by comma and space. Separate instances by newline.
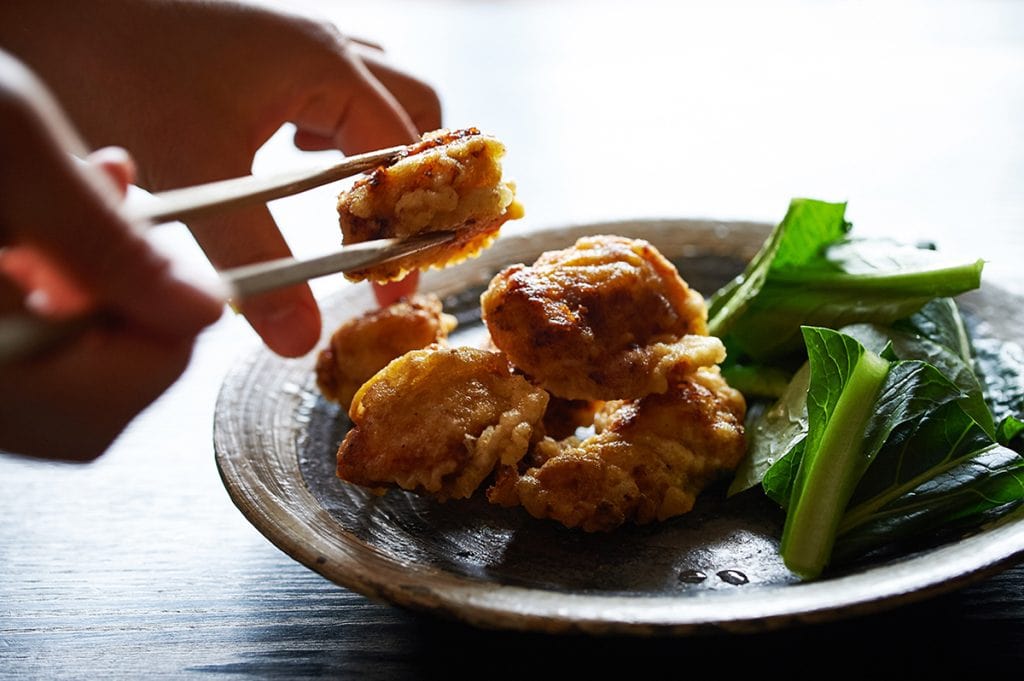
488, 368, 746, 532
481, 235, 722, 400
315, 294, 456, 410
338, 128, 524, 283
337, 346, 548, 501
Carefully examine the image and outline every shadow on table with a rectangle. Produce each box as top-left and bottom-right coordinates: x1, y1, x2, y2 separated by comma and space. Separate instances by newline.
184, 562, 1024, 678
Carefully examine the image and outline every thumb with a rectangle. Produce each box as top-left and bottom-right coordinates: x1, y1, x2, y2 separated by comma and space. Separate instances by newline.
0, 68, 222, 337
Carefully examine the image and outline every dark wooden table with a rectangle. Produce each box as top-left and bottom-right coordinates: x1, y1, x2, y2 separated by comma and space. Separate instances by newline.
4, 1, 1023, 676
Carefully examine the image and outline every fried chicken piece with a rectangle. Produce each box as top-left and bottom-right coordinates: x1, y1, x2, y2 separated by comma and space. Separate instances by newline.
337, 346, 549, 501
487, 368, 747, 531
481, 234, 723, 401
338, 128, 524, 283
314, 294, 457, 410
541, 395, 600, 440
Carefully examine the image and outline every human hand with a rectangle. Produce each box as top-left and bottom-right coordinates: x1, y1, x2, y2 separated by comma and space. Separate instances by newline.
0, 50, 223, 460
0, 0, 442, 357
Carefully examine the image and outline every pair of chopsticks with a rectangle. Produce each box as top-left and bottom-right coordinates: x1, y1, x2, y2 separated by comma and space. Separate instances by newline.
0, 144, 453, 364
135, 143, 451, 298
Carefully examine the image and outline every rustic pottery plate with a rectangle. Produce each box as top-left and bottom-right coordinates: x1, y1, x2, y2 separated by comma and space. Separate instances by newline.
214, 219, 1024, 635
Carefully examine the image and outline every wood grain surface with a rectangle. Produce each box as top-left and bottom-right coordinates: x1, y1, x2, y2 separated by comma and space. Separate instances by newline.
3, 0, 1024, 677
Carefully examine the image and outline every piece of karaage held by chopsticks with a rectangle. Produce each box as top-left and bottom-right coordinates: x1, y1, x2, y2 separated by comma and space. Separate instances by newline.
337, 128, 524, 283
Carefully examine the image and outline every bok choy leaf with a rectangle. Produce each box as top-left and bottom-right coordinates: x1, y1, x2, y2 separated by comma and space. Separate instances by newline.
708, 199, 984, 363
777, 328, 890, 578
834, 400, 1024, 562
741, 321, 1024, 578
712, 197, 1022, 579
707, 198, 849, 338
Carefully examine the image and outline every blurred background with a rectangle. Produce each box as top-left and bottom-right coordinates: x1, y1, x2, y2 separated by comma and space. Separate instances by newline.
252, 0, 1023, 293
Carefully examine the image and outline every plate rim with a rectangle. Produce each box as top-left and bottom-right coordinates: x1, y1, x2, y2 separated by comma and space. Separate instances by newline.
214, 217, 1024, 635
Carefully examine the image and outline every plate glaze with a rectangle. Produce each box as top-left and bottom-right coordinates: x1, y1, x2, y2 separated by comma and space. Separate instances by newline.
214, 219, 1024, 635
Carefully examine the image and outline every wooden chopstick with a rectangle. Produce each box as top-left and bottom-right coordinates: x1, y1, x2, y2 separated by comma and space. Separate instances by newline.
0, 231, 454, 365
128, 144, 407, 225
223, 231, 453, 298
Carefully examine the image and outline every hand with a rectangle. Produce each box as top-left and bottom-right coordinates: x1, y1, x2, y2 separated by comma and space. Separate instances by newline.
0, 50, 223, 460
0, 0, 442, 357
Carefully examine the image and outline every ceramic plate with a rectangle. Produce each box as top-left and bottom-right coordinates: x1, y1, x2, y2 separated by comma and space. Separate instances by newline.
214, 219, 1024, 635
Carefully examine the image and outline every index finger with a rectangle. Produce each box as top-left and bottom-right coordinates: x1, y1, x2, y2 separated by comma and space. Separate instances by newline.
293, 46, 442, 153
290, 46, 421, 156
351, 46, 443, 135
186, 204, 321, 358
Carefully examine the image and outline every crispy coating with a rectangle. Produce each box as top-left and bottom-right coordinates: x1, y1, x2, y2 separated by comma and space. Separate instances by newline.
488, 368, 747, 532
338, 128, 524, 282
315, 294, 457, 410
337, 346, 549, 501
481, 235, 721, 400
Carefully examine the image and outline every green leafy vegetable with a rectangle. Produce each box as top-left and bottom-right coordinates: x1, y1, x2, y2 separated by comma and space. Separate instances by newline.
778, 328, 890, 578
733, 302, 986, 499
894, 297, 973, 363
999, 416, 1024, 447
728, 363, 809, 496
837, 399, 1024, 557
708, 199, 984, 363
707, 198, 849, 338
713, 199, 1024, 580
973, 337, 1024, 427
764, 329, 1019, 578
720, 363, 795, 400
843, 309, 994, 437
